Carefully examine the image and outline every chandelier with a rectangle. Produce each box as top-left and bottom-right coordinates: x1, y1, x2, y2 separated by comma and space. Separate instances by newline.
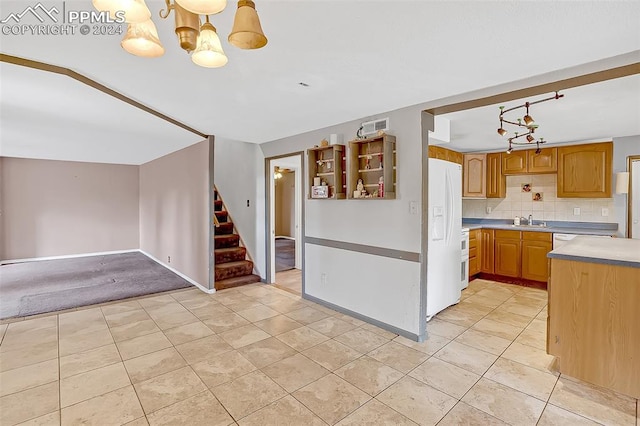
93, 0, 267, 68
497, 92, 564, 154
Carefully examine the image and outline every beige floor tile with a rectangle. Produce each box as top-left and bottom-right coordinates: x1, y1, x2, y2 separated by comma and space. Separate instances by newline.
236, 305, 280, 322
15, 410, 60, 425
0, 382, 59, 426
137, 294, 176, 310
368, 342, 429, 374
60, 362, 131, 407
1, 324, 58, 354
225, 299, 264, 313
116, 332, 172, 361
0, 358, 58, 397
104, 309, 151, 328
435, 305, 485, 328
169, 288, 203, 302
409, 357, 480, 399
110, 319, 161, 342
335, 356, 404, 396
203, 312, 250, 333
100, 300, 143, 317
146, 390, 233, 426
303, 340, 362, 371
146, 308, 199, 331
537, 403, 601, 425
336, 399, 417, 425
507, 294, 547, 309
332, 313, 366, 327
359, 323, 398, 340
60, 344, 121, 379
474, 287, 517, 302
276, 326, 329, 352
462, 378, 546, 425
58, 309, 105, 334
213, 293, 257, 307
457, 300, 495, 316
60, 385, 143, 426
177, 296, 219, 311
59, 328, 114, 357
162, 321, 215, 346
175, 335, 234, 365
134, 366, 207, 414
189, 303, 233, 321
124, 347, 187, 383
213, 371, 287, 420
501, 342, 558, 375
514, 327, 547, 350
497, 301, 542, 318
425, 318, 467, 340
464, 293, 505, 309
484, 357, 557, 401
393, 333, 450, 355
437, 401, 508, 426
191, 350, 257, 388
471, 317, 524, 340
454, 328, 512, 356
307, 317, 357, 338
286, 307, 330, 325
484, 309, 533, 328
549, 376, 637, 425
434, 341, 498, 376
238, 286, 272, 299
253, 315, 303, 336
238, 394, 325, 426
526, 318, 547, 333
261, 353, 329, 393
334, 328, 390, 353
123, 416, 149, 426
376, 376, 456, 426
293, 374, 371, 425
219, 324, 271, 349
0, 341, 58, 373
237, 337, 297, 368
0, 323, 8, 342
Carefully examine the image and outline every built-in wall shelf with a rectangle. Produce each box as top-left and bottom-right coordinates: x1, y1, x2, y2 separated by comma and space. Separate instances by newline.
348, 134, 396, 199
307, 144, 346, 199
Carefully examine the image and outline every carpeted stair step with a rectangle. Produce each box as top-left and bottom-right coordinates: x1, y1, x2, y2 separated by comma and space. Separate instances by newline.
215, 234, 240, 249
215, 274, 261, 290
214, 200, 223, 211
215, 260, 254, 281
215, 221, 234, 235
215, 211, 229, 222
215, 247, 246, 264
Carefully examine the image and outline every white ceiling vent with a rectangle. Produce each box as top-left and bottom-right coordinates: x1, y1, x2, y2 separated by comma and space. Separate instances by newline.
361, 117, 389, 136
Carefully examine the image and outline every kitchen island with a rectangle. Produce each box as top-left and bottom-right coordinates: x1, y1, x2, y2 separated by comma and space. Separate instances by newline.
547, 236, 640, 399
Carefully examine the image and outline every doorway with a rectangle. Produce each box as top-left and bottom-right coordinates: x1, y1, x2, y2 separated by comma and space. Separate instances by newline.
266, 153, 304, 295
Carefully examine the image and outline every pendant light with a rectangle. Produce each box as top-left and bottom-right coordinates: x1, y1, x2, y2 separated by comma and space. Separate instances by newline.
228, 0, 267, 49
192, 16, 228, 68
93, 0, 150, 23
121, 19, 165, 57
176, 0, 226, 15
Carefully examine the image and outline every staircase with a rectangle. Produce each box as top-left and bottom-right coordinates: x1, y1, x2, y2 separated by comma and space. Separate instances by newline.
214, 190, 261, 290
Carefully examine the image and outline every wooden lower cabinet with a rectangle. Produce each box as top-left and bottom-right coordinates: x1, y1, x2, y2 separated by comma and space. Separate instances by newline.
494, 230, 521, 277
521, 232, 552, 282
480, 229, 494, 274
468, 229, 481, 277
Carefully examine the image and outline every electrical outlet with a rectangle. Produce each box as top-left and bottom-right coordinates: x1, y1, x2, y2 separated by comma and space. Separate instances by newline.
320, 273, 327, 285
167, 256, 171, 263
573, 207, 581, 216
246, 199, 250, 207
601, 207, 609, 217
486, 206, 492, 214
409, 201, 418, 215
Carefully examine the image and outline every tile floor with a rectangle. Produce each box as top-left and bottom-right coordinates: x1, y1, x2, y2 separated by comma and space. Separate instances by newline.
275, 269, 302, 295
1, 279, 638, 425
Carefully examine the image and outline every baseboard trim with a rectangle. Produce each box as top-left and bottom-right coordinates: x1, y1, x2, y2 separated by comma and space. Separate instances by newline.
303, 293, 420, 342
138, 250, 215, 294
0, 249, 139, 266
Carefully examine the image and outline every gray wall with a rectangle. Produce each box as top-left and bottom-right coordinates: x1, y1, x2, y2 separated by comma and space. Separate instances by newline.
613, 135, 640, 237
0, 157, 139, 260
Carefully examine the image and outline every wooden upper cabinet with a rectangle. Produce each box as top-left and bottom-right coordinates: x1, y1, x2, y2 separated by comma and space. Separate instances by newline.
528, 148, 557, 173
463, 154, 487, 198
557, 142, 613, 198
502, 150, 528, 175
486, 153, 506, 198
428, 145, 463, 165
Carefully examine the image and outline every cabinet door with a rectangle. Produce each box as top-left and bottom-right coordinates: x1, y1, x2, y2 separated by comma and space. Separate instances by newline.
501, 150, 527, 175
521, 240, 552, 282
557, 142, 612, 198
480, 229, 494, 274
463, 154, 487, 198
528, 148, 557, 173
486, 153, 506, 198
495, 238, 521, 277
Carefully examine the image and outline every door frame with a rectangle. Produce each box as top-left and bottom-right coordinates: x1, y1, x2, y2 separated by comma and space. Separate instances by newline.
264, 152, 305, 291
628, 155, 640, 238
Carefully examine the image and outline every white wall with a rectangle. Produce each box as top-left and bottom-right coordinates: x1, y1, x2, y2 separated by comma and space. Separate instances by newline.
261, 105, 425, 336
613, 135, 640, 237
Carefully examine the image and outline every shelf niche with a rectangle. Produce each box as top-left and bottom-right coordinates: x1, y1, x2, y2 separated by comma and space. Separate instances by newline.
307, 144, 346, 199
347, 134, 396, 199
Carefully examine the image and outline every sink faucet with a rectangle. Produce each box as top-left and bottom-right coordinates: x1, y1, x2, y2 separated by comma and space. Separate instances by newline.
528, 214, 533, 225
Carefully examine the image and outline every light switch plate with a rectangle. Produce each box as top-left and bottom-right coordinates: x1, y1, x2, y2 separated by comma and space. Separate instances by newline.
601, 207, 609, 216
573, 207, 581, 216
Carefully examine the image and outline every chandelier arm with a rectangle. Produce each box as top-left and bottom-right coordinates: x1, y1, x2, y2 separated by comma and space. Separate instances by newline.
159, 0, 174, 19
502, 118, 530, 128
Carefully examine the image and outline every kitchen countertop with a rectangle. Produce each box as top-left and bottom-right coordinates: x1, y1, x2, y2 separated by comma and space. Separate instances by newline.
548, 236, 640, 269
462, 219, 617, 236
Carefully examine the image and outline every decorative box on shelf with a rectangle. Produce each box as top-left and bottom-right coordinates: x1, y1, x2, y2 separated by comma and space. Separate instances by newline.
307, 144, 346, 199
347, 134, 396, 199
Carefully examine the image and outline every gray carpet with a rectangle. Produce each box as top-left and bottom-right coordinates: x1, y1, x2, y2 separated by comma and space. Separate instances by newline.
275, 238, 295, 272
0, 252, 192, 319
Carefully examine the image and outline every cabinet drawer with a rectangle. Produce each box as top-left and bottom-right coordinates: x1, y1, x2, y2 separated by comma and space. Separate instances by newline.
495, 229, 521, 240
469, 246, 478, 259
522, 231, 552, 242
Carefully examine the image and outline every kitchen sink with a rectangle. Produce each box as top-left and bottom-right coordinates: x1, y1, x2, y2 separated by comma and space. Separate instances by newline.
511, 223, 548, 228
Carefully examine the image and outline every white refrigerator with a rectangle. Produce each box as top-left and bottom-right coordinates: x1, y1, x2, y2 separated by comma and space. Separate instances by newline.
427, 159, 462, 321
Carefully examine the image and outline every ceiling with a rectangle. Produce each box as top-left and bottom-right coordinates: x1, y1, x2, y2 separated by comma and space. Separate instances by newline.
1, 1, 639, 164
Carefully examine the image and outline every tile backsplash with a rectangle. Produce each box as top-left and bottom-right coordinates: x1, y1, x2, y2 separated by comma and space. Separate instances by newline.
463, 174, 615, 223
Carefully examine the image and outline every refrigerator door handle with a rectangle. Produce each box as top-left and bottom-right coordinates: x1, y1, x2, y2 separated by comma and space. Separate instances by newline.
445, 169, 453, 244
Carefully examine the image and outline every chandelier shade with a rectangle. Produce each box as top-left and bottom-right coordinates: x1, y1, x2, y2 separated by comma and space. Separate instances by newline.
176, 0, 226, 15
192, 21, 228, 68
92, 0, 151, 23
174, 3, 200, 52
228, 0, 267, 49
121, 19, 165, 57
